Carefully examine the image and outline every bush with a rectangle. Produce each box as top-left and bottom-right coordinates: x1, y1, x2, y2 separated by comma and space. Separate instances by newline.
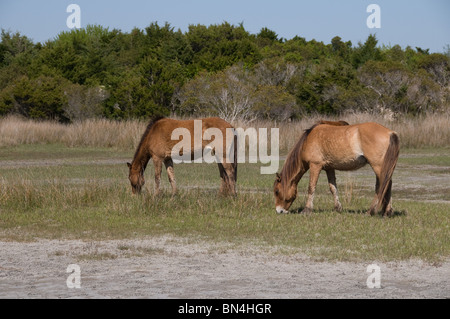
1, 75, 70, 121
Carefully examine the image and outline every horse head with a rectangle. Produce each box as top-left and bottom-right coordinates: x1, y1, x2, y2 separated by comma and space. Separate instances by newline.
273, 172, 298, 214
127, 162, 145, 194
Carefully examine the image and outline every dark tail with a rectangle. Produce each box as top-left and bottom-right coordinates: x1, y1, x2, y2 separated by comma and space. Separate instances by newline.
376, 132, 400, 212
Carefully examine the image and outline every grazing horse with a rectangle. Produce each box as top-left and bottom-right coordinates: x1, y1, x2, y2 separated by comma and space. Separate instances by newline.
273, 120, 400, 216
127, 117, 237, 196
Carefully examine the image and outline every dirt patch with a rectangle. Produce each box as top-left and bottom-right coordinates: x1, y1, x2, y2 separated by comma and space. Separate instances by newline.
1, 236, 448, 299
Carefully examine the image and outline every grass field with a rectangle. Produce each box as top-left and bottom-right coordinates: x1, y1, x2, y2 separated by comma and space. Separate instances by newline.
1, 142, 449, 263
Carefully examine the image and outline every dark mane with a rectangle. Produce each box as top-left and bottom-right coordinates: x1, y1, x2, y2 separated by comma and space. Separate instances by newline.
280, 120, 349, 189
132, 116, 165, 163
317, 120, 349, 127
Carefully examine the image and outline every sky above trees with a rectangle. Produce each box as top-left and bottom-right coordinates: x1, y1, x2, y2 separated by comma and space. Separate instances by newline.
1, 0, 449, 53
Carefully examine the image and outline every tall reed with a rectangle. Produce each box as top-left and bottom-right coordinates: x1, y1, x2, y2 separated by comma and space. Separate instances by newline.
1, 113, 449, 151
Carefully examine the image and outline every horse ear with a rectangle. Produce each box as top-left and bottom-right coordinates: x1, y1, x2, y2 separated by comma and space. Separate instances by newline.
127, 162, 132, 169
276, 173, 281, 182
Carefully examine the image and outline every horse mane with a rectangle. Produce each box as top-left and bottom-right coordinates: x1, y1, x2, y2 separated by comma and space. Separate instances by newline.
280, 120, 349, 189
132, 116, 165, 163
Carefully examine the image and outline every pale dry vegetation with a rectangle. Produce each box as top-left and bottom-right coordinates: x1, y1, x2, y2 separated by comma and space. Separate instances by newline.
1, 112, 449, 151
0, 116, 147, 149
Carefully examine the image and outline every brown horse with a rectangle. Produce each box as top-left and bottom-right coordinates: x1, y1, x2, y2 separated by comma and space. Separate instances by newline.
273, 120, 400, 216
127, 117, 237, 196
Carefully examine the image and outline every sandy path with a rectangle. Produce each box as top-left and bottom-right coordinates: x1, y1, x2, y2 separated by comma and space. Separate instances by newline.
0, 236, 448, 299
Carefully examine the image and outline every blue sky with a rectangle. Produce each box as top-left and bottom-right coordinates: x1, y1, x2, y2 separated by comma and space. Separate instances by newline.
1, 0, 449, 53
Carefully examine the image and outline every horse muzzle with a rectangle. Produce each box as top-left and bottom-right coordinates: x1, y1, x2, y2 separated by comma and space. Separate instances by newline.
276, 206, 289, 214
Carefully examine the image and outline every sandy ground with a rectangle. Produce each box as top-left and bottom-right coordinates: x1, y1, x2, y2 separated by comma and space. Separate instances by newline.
0, 236, 448, 299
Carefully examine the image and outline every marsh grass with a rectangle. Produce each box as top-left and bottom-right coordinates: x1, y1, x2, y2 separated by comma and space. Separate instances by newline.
0, 116, 147, 149
0, 144, 449, 262
1, 112, 449, 151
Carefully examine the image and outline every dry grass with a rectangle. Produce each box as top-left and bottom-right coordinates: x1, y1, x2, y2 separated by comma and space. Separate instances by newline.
338, 112, 450, 149
0, 116, 147, 150
1, 112, 449, 151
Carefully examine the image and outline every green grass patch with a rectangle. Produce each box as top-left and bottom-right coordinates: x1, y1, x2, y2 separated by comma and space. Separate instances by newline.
0, 144, 449, 263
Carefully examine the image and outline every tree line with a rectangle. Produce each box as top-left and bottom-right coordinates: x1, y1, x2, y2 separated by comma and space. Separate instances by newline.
0, 22, 448, 122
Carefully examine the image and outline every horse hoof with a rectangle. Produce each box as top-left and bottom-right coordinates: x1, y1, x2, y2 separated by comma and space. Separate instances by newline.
366, 210, 375, 216
382, 210, 394, 218
301, 208, 313, 215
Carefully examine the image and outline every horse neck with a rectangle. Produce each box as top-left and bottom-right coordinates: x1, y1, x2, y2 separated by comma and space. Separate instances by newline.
281, 151, 307, 189
285, 162, 307, 188
132, 146, 151, 172
291, 165, 307, 185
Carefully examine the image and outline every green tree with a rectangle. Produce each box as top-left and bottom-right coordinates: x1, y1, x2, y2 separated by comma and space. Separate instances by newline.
0, 75, 69, 121
256, 27, 281, 47
253, 85, 297, 120
352, 34, 383, 68
417, 53, 449, 87
0, 30, 35, 67
104, 57, 183, 119
40, 25, 122, 85
1, 22, 448, 121
186, 22, 261, 72
104, 71, 160, 119
290, 60, 356, 114
331, 36, 352, 61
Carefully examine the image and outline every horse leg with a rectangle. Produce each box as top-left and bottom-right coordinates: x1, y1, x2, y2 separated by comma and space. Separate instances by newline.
381, 180, 393, 217
222, 162, 237, 196
217, 163, 228, 195
326, 169, 343, 212
303, 163, 322, 214
153, 158, 163, 195
367, 173, 380, 216
164, 158, 177, 195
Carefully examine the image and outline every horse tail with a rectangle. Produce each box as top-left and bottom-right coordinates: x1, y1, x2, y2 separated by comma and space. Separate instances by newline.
376, 132, 400, 212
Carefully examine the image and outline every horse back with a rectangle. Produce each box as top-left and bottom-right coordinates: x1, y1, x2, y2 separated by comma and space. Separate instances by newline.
302, 122, 394, 170
147, 117, 234, 158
